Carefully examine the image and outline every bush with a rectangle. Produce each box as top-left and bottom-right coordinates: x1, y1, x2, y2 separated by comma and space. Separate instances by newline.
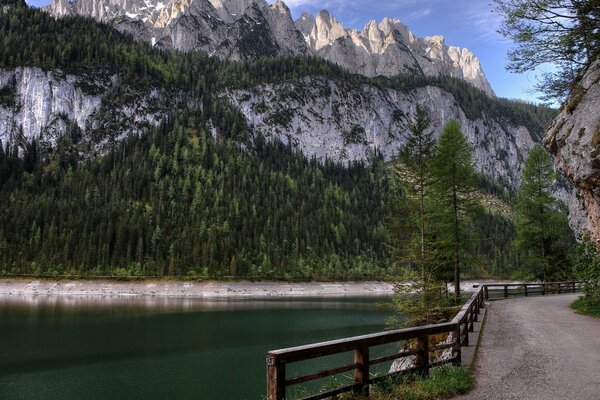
571, 297, 600, 318
572, 237, 600, 304
367, 365, 474, 400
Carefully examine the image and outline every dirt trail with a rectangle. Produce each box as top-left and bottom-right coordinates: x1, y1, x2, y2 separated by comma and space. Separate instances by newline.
461, 294, 600, 400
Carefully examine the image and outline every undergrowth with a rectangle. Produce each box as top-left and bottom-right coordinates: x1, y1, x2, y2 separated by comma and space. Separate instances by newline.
337, 365, 473, 400
571, 297, 600, 318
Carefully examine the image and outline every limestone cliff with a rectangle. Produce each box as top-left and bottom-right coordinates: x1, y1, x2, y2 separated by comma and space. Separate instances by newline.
545, 56, 600, 241
225, 77, 534, 190
0, 68, 177, 150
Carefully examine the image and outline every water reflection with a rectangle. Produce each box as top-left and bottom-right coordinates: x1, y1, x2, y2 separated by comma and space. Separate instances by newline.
0, 293, 391, 313
0, 294, 392, 400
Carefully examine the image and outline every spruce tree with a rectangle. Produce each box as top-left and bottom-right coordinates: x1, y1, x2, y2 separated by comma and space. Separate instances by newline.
432, 120, 478, 305
388, 107, 447, 326
515, 145, 572, 281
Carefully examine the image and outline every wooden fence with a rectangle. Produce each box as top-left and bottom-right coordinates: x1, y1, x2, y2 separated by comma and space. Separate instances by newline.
266, 281, 581, 400
483, 281, 580, 299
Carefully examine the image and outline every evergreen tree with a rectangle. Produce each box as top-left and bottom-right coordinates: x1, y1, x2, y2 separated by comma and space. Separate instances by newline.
432, 120, 478, 304
388, 107, 447, 326
515, 145, 572, 280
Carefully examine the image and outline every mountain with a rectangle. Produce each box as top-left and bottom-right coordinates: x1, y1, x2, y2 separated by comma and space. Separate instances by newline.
546, 55, 600, 242
45, 0, 494, 96
0, 1, 561, 277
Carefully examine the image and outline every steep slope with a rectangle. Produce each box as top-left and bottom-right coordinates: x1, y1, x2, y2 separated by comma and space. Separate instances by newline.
546, 56, 600, 242
297, 12, 495, 96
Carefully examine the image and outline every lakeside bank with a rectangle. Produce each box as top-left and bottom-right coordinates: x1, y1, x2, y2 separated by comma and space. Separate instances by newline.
0, 280, 396, 299
0, 279, 499, 300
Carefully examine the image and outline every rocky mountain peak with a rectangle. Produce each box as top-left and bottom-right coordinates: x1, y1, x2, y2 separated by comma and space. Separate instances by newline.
295, 11, 315, 37
295, 9, 494, 96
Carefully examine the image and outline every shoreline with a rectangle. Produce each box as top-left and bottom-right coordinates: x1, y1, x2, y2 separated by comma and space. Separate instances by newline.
0, 279, 503, 300
0, 279, 396, 299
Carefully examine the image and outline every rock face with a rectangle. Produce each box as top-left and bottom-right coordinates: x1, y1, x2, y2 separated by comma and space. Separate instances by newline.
298, 13, 495, 97
45, 0, 494, 96
224, 76, 534, 189
0, 68, 174, 149
0, 68, 109, 147
545, 57, 600, 242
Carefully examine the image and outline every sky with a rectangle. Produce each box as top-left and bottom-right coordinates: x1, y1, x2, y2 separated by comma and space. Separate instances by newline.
25, 0, 549, 103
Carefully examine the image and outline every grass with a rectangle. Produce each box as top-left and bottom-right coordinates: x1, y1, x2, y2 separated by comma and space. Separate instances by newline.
338, 365, 473, 400
571, 297, 600, 318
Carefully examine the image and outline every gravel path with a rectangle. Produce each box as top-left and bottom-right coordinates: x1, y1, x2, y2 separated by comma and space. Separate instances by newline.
461, 294, 600, 400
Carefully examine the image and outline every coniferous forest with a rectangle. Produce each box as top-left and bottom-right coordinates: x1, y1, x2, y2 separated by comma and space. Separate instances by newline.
0, 1, 573, 279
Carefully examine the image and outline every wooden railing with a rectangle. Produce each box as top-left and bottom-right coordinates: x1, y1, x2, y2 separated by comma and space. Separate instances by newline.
266, 288, 484, 400
483, 281, 581, 299
266, 281, 582, 400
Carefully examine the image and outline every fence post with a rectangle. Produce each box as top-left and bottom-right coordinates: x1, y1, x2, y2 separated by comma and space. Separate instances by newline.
484, 286, 489, 300
453, 324, 462, 364
415, 335, 430, 376
504, 285, 508, 298
354, 347, 369, 396
267, 354, 285, 400
524, 285, 528, 297
572, 281, 576, 293
558, 283, 562, 294
541, 284, 546, 295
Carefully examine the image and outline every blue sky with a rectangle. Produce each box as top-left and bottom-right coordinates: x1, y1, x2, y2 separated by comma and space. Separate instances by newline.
26, 0, 548, 103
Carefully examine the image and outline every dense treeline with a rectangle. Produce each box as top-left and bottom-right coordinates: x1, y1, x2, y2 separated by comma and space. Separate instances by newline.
0, 111, 390, 278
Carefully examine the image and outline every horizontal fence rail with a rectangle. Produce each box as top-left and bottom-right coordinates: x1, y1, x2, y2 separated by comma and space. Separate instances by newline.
483, 281, 581, 300
266, 281, 581, 400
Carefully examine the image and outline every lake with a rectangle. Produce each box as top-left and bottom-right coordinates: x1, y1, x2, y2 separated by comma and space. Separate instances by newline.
0, 295, 393, 400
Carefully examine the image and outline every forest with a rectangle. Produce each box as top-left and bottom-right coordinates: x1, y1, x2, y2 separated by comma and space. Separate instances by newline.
0, 1, 573, 279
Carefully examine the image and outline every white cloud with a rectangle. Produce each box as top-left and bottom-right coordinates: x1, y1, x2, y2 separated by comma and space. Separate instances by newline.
408, 8, 432, 19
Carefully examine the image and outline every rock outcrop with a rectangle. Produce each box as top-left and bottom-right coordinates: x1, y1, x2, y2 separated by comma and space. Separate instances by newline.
545, 56, 600, 242
225, 76, 534, 189
0, 68, 176, 150
297, 13, 495, 97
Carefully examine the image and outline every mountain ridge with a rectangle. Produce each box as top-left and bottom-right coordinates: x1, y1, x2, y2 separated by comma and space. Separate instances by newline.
45, 0, 495, 96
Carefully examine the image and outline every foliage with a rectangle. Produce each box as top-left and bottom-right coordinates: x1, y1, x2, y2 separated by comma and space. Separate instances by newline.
342, 366, 473, 400
432, 121, 480, 304
571, 297, 600, 318
494, 0, 600, 101
514, 145, 573, 280
572, 236, 600, 304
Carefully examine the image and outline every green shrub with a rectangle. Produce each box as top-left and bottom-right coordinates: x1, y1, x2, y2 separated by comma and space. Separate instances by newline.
571, 297, 600, 318
572, 236, 600, 304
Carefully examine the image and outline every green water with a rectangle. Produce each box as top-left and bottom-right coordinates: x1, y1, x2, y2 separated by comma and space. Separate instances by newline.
0, 295, 392, 400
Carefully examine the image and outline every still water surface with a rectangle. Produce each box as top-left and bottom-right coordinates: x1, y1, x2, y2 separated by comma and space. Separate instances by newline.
0, 295, 391, 400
